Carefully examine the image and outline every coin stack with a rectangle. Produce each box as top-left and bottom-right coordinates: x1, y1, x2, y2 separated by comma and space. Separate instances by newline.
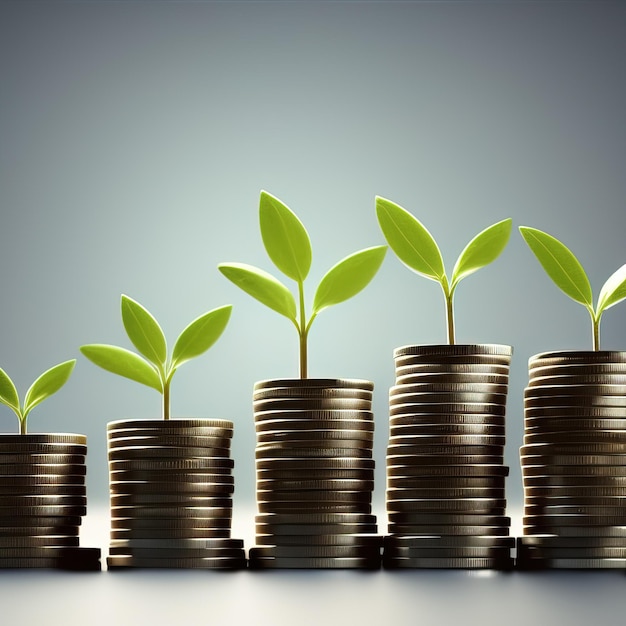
0, 433, 101, 570
383, 345, 515, 569
248, 378, 382, 569
519, 350, 626, 569
106, 419, 246, 569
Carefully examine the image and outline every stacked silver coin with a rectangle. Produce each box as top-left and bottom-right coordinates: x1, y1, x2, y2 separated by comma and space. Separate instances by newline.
384, 345, 515, 569
106, 419, 246, 569
0, 433, 100, 569
249, 379, 382, 569
519, 350, 626, 569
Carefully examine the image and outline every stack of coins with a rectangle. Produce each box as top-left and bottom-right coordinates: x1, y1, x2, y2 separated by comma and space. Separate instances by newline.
0, 433, 100, 570
384, 345, 515, 569
249, 378, 382, 569
106, 419, 246, 569
519, 350, 626, 569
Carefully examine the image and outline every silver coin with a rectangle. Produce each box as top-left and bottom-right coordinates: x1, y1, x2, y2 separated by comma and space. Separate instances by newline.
255, 410, 374, 423
524, 431, 626, 445
387, 524, 510, 536
387, 487, 505, 499
390, 383, 508, 395
255, 490, 371, 503
388, 434, 505, 447
389, 423, 505, 436
384, 535, 515, 548
524, 396, 626, 409
386, 444, 503, 457
383, 545, 512, 559
529, 351, 626, 368
256, 478, 374, 492
528, 374, 626, 387
0, 443, 86, 455
395, 363, 510, 377
254, 533, 382, 547
254, 378, 373, 391
530, 363, 626, 377
395, 373, 509, 386
523, 406, 626, 419
0, 434, 87, 445
253, 387, 372, 400
394, 344, 512, 359
255, 522, 378, 535
108, 447, 231, 460
107, 435, 231, 449
390, 403, 506, 417
107, 419, 233, 430
110, 494, 233, 507
254, 398, 372, 412
387, 501, 507, 517
257, 468, 374, 480
249, 545, 381, 559
256, 447, 372, 459
522, 465, 626, 477
389, 392, 507, 405
382, 556, 514, 569
106, 555, 246, 569
108, 458, 234, 472
525, 384, 626, 397
107, 426, 233, 439
524, 419, 626, 433
256, 457, 374, 470
386, 464, 509, 477
386, 454, 504, 466
248, 556, 380, 569
257, 437, 372, 449
110, 528, 231, 540
524, 486, 626, 498
518, 535, 626, 548
387, 476, 506, 489
257, 502, 371, 514
256, 419, 373, 433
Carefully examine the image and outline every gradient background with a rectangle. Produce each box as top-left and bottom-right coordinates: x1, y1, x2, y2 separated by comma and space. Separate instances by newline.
1, 1, 625, 624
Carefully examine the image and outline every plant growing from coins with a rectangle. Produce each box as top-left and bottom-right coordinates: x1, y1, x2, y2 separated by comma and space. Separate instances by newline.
81, 296, 232, 420
376, 196, 512, 345
519, 226, 626, 351
0, 360, 76, 435
218, 190, 387, 378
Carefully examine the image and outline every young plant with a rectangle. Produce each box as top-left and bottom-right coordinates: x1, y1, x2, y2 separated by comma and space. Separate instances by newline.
0, 360, 76, 435
376, 196, 512, 345
519, 226, 626, 351
218, 190, 387, 378
81, 296, 232, 420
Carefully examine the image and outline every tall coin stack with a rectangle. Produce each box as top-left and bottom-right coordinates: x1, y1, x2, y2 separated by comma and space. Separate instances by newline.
383, 345, 515, 569
106, 419, 246, 569
519, 350, 626, 569
248, 378, 382, 569
0, 433, 100, 569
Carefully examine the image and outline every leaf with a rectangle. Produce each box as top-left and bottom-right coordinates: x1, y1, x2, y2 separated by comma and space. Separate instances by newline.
23, 360, 76, 418
519, 226, 593, 308
259, 190, 312, 282
376, 196, 445, 282
218, 263, 297, 322
312, 246, 387, 315
597, 264, 626, 317
171, 304, 233, 371
451, 218, 512, 289
121, 295, 167, 368
0, 367, 20, 414
80, 345, 162, 392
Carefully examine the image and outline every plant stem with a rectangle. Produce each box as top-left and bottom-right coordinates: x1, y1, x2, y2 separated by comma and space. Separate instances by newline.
298, 281, 308, 379
163, 379, 170, 420
445, 292, 455, 345
593, 315, 600, 352
20, 418, 26, 435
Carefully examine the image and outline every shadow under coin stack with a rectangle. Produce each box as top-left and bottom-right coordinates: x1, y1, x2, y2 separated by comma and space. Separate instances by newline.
248, 379, 382, 569
518, 351, 626, 569
0, 433, 100, 570
384, 345, 515, 569
106, 419, 246, 569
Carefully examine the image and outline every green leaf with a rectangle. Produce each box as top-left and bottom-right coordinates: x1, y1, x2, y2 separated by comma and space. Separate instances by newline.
121, 295, 167, 368
451, 218, 512, 289
519, 226, 593, 308
597, 264, 626, 317
80, 345, 162, 392
259, 190, 312, 282
312, 246, 387, 315
376, 196, 445, 283
23, 360, 76, 418
0, 367, 20, 415
218, 262, 297, 322
171, 304, 233, 371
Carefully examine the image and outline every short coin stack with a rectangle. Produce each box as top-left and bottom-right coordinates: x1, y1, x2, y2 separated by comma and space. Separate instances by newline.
384, 345, 515, 569
519, 350, 626, 569
0, 433, 100, 570
249, 378, 382, 569
106, 419, 246, 569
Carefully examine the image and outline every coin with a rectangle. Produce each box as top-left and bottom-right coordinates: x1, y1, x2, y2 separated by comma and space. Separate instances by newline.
109, 546, 244, 558
254, 534, 383, 547
256, 419, 374, 433
0, 475, 85, 487
256, 458, 374, 471
0, 495, 86, 507
0, 517, 81, 528
523, 514, 626, 526
388, 434, 505, 447
524, 504, 626, 516
258, 438, 371, 450
108, 447, 231, 460
387, 502, 507, 517
386, 465, 509, 478
390, 392, 507, 406
524, 486, 626, 497
109, 483, 234, 496
520, 453, 626, 466
109, 470, 233, 483
389, 423, 506, 436
248, 556, 379, 569
109, 537, 244, 549
390, 414, 505, 426
387, 487, 505, 499
256, 479, 374, 492
256, 447, 372, 459
386, 444, 504, 457
107, 435, 232, 449
386, 455, 504, 466
384, 535, 515, 548
106, 555, 246, 569
253, 398, 372, 412
257, 430, 374, 445
256, 513, 376, 524
387, 513, 510, 526
522, 465, 626, 478
522, 442, 626, 455
524, 396, 626, 409
256, 468, 374, 481
0, 455, 86, 467
524, 431, 626, 445
109, 458, 234, 471
395, 363, 510, 376
253, 387, 372, 400
256, 490, 371, 503
0, 443, 86, 455
383, 545, 512, 558
110, 517, 232, 530
110, 494, 233, 507
110, 528, 231, 540
523, 406, 626, 419
390, 403, 506, 417
394, 344, 512, 358
529, 351, 626, 367
249, 545, 381, 559
255, 523, 378, 535
255, 410, 374, 423
254, 378, 373, 391
387, 476, 506, 489
528, 374, 626, 387
387, 524, 510, 536
524, 418, 626, 432
382, 556, 514, 569
0, 536, 79, 547
518, 536, 626, 548
258, 502, 371, 514
107, 419, 233, 430
395, 373, 509, 386
1, 505, 86, 517
0, 434, 87, 445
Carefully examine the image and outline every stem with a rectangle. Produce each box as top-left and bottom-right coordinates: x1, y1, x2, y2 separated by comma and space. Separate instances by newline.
163, 378, 170, 420
443, 281, 455, 345
298, 281, 308, 379
592, 313, 601, 352
20, 418, 26, 435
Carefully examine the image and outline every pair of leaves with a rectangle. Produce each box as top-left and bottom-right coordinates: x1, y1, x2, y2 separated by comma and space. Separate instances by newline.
376, 196, 512, 295
0, 360, 76, 428
81, 296, 232, 393
519, 226, 626, 321
219, 191, 387, 329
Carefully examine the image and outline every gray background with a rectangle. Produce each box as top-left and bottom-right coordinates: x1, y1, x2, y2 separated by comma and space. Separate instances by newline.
1, 1, 625, 623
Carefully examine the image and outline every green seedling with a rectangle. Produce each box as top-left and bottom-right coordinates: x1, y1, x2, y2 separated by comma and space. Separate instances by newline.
376, 196, 512, 344
520, 226, 626, 351
81, 296, 232, 420
218, 190, 387, 378
0, 360, 76, 434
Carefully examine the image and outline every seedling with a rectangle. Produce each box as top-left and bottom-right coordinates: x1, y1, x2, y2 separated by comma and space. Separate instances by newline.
81, 296, 232, 420
520, 226, 626, 351
376, 196, 512, 344
218, 190, 387, 378
0, 360, 76, 434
